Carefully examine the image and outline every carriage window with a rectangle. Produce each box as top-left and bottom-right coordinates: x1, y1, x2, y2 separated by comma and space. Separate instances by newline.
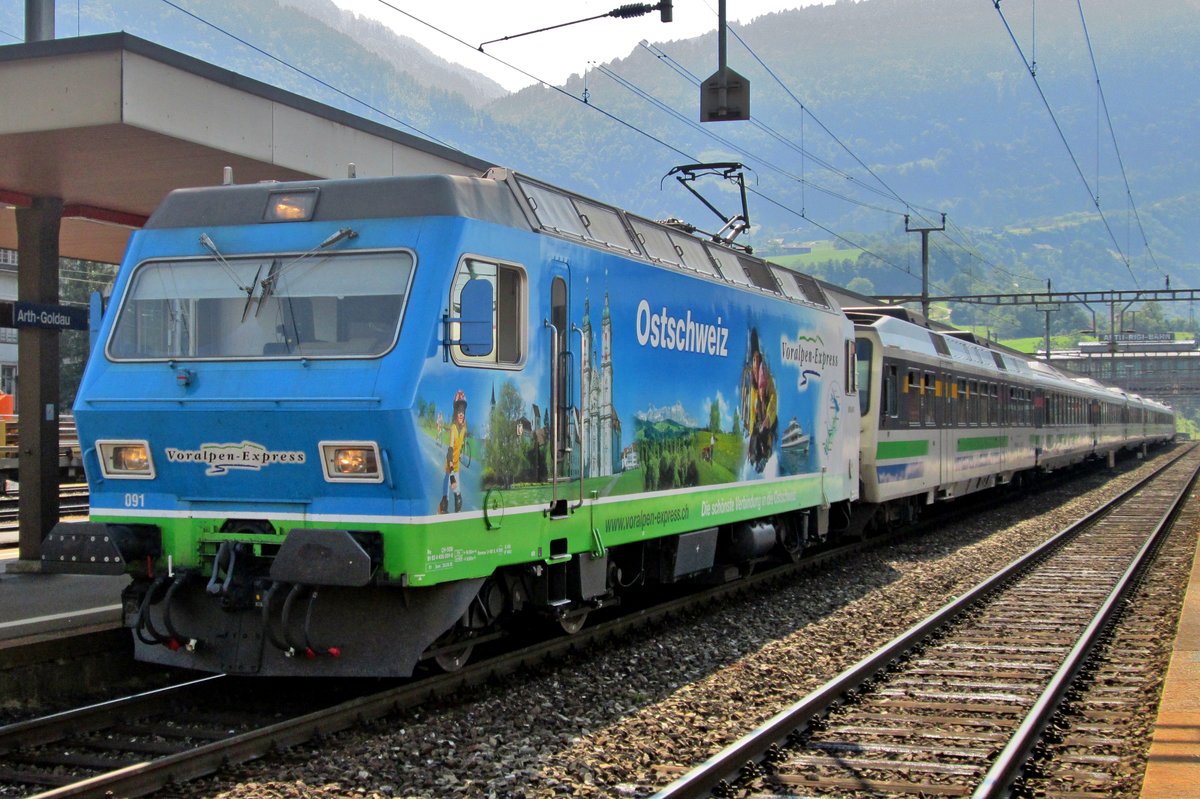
956, 378, 967, 427
629, 218, 684, 267
725, 250, 779, 292
773, 266, 806, 301
883, 364, 898, 419
574, 199, 639, 254
449, 258, 525, 367
790, 272, 829, 306
906, 369, 921, 425
108, 250, 411, 360
856, 339, 872, 415
922, 372, 936, 426
706, 246, 753, 287
521, 182, 588, 238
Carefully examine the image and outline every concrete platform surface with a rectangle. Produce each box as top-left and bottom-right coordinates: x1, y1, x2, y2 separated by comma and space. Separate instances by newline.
0, 552, 126, 642
1139, 527, 1200, 798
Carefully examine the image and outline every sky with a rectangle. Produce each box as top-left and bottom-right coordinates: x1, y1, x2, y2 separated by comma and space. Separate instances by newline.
327, 1, 833, 93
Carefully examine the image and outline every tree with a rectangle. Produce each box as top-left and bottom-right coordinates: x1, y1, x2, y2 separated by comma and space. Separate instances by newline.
846, 276, 875, 296
484, 380, 527, 488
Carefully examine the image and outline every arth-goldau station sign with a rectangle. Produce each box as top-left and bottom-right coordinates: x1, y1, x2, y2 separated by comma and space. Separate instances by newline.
0, 301, 89, 331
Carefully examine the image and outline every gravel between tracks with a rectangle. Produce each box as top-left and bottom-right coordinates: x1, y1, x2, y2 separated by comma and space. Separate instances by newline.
170, 451, 1189, 799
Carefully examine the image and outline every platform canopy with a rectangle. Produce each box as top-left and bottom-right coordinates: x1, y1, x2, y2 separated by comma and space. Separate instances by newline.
0, 32, 495, 264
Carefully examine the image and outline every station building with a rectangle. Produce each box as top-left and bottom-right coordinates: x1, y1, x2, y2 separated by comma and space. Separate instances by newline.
1045, 333, 1200, 419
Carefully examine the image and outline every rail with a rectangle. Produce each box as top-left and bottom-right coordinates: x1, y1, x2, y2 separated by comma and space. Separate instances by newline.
0, 452, 1183, 797
652, 444, 1199, 798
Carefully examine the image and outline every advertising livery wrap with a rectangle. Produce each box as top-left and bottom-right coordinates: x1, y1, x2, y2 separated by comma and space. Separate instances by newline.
48, 171, 862, 677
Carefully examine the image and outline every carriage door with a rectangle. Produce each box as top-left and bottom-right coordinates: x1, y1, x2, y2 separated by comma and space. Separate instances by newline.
547, 270, 580, 518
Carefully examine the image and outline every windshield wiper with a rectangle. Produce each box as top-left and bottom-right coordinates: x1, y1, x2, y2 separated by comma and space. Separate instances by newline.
253, 227, 356, 318
241, 260, 269, 323
200, 233, 255, 295
201, 232, 267, 323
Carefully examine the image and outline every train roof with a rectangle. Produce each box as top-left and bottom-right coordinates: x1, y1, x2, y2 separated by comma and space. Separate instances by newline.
145, 173, 533, 231
843, 307, 1176, 412
854, 313, 1024, 376
145, 169, 842, 314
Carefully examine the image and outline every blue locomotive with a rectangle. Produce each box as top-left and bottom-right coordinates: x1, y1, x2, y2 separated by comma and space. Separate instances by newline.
42, 168, 1173, 677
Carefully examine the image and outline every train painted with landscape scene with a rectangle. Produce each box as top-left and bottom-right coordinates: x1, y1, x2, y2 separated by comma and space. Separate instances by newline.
41, 168, 1175, 677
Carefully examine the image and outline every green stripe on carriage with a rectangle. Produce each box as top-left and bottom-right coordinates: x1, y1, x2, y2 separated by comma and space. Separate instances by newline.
876, 440, 930, 459
958, 435, 1008, 452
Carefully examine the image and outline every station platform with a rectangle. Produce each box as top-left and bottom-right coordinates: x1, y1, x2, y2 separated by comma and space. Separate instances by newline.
1139, 522, 1200, 798
0, 548, 126, 643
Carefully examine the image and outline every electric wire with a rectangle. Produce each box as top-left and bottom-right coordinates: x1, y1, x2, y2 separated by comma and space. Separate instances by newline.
352, 0, 1013, 326
991, 0, 1140, 288
1074, 0, 1166, 278
359, 0, 694, 161
943, 217, 1042, 289
725, 20, 946, 227
641, 33, 1038, 298
716, 23, 1049, 294
595, 64, 904, 217
153, 0, 1011, 326
352, 1, 921, 278
586, 64, 941, 286
639, 42, 910, 210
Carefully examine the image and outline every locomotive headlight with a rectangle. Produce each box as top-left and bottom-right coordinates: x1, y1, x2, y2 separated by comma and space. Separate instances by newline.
335, 448, 373, 473
97, 440, 155, 479
265, 189, 318, 222
320, 441, 383, 483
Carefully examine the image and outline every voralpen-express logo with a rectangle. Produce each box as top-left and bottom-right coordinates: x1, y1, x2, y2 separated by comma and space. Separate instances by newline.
165, 441, 306, 476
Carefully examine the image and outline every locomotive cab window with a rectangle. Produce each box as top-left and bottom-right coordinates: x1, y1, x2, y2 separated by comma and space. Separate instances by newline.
107, 250, 411, 360
449, 258, 525, 367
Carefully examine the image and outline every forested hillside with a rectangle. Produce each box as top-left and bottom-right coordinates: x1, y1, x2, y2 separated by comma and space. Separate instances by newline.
3, 0, 1196, 339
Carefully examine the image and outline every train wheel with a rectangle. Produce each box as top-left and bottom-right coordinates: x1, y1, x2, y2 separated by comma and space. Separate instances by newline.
434, 642, 474, 672
559, 611, 588, 635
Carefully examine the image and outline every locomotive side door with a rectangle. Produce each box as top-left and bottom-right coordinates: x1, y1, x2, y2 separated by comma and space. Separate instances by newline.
546, 265, 581, 518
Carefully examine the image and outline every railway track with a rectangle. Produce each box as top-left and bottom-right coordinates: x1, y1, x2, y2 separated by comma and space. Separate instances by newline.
0, 485, 89, 537
0, 494, 954, 798
0, 552, 870, 797
653, 444, 1200, 799
0, 452, 1186, 798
